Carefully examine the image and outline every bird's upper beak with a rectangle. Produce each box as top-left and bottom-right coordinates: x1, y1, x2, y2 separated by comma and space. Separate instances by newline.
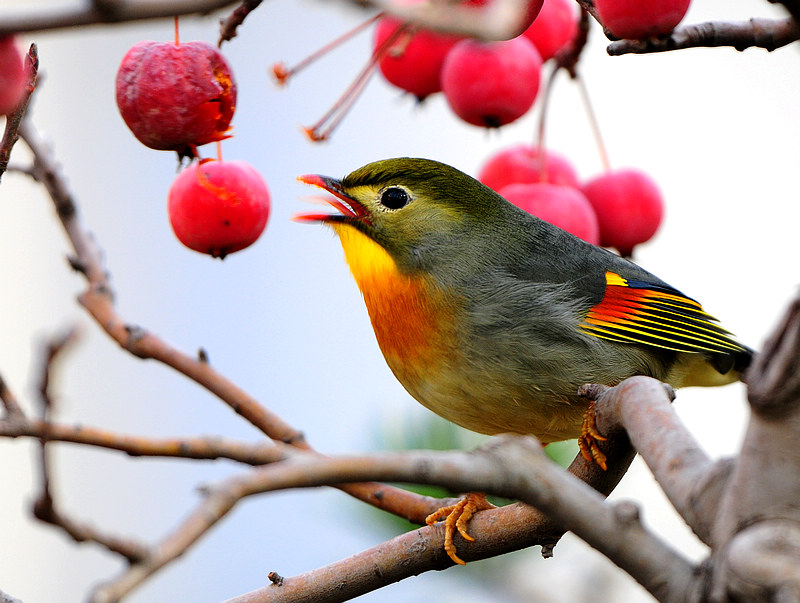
294, 174, 370, 224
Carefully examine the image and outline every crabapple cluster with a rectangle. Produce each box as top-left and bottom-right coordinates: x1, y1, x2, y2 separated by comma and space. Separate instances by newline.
115, 38, 269, 258
479, 145, 663, 256
373, 0, 578, 128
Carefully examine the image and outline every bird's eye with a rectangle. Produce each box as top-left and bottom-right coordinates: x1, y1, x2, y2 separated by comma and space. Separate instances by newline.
378, 186, 411, 210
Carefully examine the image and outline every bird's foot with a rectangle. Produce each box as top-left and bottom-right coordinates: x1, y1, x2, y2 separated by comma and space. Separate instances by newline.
578, 398, 608, 470
425, 492, 494, 565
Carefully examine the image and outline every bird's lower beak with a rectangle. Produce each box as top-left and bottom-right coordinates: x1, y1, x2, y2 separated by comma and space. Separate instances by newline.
294, 174, 367, 223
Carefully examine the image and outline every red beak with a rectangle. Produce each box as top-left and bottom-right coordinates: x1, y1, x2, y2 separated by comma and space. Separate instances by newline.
294, 174, 369, 223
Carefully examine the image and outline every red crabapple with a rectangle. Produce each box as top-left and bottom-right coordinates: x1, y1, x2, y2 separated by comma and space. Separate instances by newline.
441, 36, 542, 128
116, 41, 237, 154
499, 182, 599, 244
478, 144, 580, 192
168, 160, 270, 259
0, 36, 26, 115
464, 0, 545, 38
522, 0, 578, 61
594, 0, 691, 39
373, 17, 461, 100
581, 168, 663, 256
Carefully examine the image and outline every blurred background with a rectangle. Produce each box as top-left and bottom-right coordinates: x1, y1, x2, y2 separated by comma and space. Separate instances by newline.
0, 0, 798, 601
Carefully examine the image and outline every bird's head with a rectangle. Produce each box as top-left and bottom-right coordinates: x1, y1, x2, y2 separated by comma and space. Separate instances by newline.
296, 157, 509, 274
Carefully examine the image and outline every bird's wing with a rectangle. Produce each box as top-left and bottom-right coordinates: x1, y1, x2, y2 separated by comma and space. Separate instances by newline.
579, 270, 746, 354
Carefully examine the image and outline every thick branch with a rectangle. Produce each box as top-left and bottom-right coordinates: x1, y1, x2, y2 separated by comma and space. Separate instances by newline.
91, 431, 635, 602
361, 0, 537, 41
210, 435, 691, 603
770, 0, 800, 27
0, 0, 239, 36
585, 377, 731, 547
607, 18, 800, 56
712, 289, 800, 570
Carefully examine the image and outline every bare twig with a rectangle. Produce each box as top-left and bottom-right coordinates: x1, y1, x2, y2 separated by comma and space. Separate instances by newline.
607, 17, 800, 55
0, 43, 38, 183
0, 589, 23, 603
0, 416, 290, 465
0, 373, 25, 419
218, 0, 264, 46
0, 0, 239, 36
30, 329, 148, 563
17, 118, 305, 445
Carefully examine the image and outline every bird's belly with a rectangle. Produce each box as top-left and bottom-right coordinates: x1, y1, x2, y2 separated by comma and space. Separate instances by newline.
398, 367, 589, 443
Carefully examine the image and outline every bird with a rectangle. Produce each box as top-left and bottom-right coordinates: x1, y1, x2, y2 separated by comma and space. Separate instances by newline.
296, 157, 752, 564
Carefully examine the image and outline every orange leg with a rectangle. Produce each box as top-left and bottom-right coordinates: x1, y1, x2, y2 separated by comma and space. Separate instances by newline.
425, 492, 494, 565
577, 398, 608, 470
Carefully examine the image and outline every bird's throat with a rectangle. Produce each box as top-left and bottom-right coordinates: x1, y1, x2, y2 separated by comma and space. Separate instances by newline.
331, 224, 453, 376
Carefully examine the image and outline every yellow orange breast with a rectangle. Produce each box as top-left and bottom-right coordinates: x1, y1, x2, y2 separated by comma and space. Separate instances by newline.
331, 224, 455, 382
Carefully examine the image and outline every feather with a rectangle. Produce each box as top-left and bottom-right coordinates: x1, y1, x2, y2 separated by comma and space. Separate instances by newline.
580, 271, 747, 354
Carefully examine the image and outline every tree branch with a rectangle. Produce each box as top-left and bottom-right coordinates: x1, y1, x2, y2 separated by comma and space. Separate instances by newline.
770, 0, 800, 27
0, 43, 38, 183
17, 118, 307, 446
204, 433, 691, 603
709, 289, 800, 600
0, 414, 290, 465
607, 17, 800, 56
0, 0, 240, 36
88, 426, 635, 602
29, 329, 150, 564
583, 377, 733, 547
0, 373, 25, 419
218, 0, 264, 46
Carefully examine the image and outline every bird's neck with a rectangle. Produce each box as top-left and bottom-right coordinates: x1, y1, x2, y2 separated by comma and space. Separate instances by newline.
331, 224, 455, 377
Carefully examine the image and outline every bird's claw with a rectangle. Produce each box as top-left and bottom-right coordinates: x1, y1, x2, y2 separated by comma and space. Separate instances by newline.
578, 399, 608, 470
426, 492, 494, 565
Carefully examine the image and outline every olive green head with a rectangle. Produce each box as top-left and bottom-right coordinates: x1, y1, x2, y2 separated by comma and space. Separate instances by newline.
297, 157, 521, 272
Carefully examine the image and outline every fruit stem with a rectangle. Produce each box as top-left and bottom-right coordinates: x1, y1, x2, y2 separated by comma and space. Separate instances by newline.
272, 13, 383, 85
304, 22, 407, 141
535, 64, 560, 156
576, 72, 611, 172
216, 140, 223, 162
174, 16, 180, 46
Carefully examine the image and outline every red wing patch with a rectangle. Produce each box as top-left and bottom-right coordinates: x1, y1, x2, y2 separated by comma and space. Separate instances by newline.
580, 271, 746, 354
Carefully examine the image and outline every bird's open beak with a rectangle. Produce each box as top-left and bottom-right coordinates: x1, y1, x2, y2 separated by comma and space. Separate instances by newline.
294, 174, 369, 224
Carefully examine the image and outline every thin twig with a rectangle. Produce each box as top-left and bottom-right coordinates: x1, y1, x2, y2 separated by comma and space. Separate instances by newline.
0, 43, 38, 183
0, 373, 25, 419
0, 416, 291, 465
218, 0, 264, 46
30, 329, 148, 563
18, 118, 305, 445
